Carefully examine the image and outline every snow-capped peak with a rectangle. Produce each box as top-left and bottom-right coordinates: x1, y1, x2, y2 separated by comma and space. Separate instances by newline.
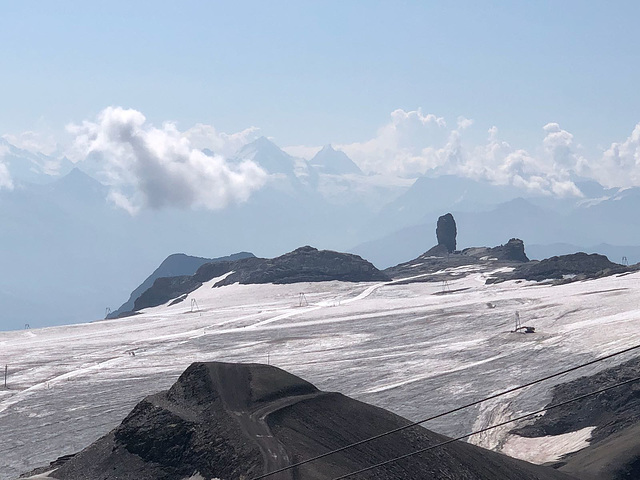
310, 144, 362, 175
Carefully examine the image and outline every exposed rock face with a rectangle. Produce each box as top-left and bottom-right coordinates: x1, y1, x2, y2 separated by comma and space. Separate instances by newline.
422, 243, 451, 258
386, 236, 530, 282
110, 252, 255, 318
522, 252, 620, 281
39, 362, 576, 480
133, 246, 390, 311
487, 252, 626, 284
512, 356, 640, 480
436, 213, 457, 253
133, 275, 202, 311
490, 238, 529, 262
204, 246, 390, 286
461, 238, 529, 263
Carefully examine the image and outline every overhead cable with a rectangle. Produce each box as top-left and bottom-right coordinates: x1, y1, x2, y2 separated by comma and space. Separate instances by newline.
332, 374, 640, 479
251, 342, 640, 479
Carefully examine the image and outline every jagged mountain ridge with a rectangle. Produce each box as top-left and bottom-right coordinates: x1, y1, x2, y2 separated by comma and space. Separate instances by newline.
108, 252, 255, 318
132, 246, 390, 312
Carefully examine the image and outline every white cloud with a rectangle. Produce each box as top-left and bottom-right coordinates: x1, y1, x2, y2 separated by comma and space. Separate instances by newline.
2, 131, 58, 156
463, 126, 582, 197
67, 107, 267, 213
183, 123, 261, 158
541, 122, 589, 176
0, 165, 12, 189
597, 123, 640, 188
457, 116, 474, 130
332, 109, 584, 197
0, 146, 12, 190
338, 108, 448, 176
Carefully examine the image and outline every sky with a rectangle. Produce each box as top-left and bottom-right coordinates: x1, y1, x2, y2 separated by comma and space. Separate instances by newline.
2, 1, 639, 147
2, 1, 640, 199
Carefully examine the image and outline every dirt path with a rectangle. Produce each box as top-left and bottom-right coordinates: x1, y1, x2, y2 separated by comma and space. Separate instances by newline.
246, 392, 328, 478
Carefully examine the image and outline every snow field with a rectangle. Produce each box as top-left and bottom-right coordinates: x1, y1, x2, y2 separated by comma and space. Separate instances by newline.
3, 269, 640, 478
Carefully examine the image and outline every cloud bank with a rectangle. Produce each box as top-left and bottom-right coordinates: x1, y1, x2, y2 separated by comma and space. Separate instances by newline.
68, 107, 267, 213
327, 108, 640, 196
599, 123, 640, 188
7, 106, 640, 199
2, 131, 59, 156
0, 143, 13, 190
184, 123, 262, 159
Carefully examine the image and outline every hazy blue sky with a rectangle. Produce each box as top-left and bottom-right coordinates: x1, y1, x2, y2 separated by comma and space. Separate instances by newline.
2, 1, 639, 152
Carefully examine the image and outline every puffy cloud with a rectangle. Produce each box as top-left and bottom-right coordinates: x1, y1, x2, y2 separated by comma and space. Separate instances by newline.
0, 144, 13, 190
597, 123, 640, 188
338, 109, 448, 176
183, 124, 261, 158
334, 109, 583, 197
67, 107, 267, 213
457, 116, 474, 130
541, 122, 589, 176
464, 126, 582, 197
2, 131, 58, 156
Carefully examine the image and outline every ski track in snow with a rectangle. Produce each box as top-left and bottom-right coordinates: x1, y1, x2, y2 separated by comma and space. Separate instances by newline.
3, 271, 640, 478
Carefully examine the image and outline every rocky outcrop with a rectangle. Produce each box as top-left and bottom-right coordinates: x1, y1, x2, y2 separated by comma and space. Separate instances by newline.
512, 356, 640, 480
520, 252, 621, 281
133, 275, 202, 311
488, 238, 529, 262
386, 212, 530, 281
204, 245, 390, 287
37, 362, 576, 480
436, 213, 457, 253
487, 252, 627, 284
461, 238, 529, 263
132, 246, 390, 311
109, 252, 254, 318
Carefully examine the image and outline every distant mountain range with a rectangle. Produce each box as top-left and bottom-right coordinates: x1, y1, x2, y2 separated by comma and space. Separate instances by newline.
2, 135, 640, 329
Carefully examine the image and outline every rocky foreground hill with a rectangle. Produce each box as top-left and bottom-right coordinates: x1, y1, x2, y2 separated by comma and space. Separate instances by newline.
25, 362, 575, 480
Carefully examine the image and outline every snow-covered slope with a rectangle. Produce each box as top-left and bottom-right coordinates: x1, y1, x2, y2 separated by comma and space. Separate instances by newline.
3, 269, 640, 478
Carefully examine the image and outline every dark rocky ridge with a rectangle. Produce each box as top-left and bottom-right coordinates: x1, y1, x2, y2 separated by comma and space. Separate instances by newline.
487, 252, 630, 284
386, 237, 531, 281
33, 362, 576, 480
463, 238, 529, 263
133, 246, 390, 311
386, 213, 530, 281
510, 355, 640, 480
110, 252, 254, 318
385, 213, 632, 285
